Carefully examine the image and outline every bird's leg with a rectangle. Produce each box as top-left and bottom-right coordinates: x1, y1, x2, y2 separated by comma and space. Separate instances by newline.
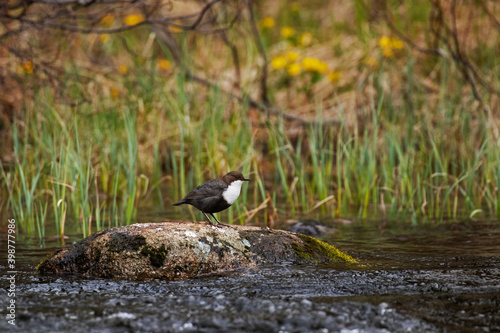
210, 213, 221, 224
202, 211, 217, 225
210, 213, 232, 227
202, 212, 226, 228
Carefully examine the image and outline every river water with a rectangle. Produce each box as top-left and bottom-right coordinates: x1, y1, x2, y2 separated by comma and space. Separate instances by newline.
1, 216, 499, 332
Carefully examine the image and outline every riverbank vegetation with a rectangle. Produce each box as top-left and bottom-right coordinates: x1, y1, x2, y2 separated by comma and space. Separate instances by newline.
1, 1, 499, 238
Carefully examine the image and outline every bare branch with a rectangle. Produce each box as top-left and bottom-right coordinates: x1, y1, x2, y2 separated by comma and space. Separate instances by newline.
383, 0, 499, 111
185, 0, 221, 30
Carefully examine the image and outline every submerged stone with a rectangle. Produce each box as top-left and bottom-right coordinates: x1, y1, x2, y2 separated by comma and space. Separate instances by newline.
38, 222, 356, 281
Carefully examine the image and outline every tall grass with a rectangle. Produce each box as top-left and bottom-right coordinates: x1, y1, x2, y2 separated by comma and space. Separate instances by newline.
2, 63, 500, 240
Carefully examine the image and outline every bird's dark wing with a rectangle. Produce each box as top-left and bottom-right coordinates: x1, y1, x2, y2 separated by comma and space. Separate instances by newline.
181, 179, 226, 201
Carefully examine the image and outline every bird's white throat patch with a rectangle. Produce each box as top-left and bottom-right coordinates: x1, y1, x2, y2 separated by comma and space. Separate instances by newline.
222, 180, 243, 205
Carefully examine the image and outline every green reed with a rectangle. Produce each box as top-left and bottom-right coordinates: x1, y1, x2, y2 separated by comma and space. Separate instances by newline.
4, 57, 500, 239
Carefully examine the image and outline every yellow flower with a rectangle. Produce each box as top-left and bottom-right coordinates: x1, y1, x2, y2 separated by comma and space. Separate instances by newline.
383, 48, 393, 58
260, 17, 275, 29
271, 56, 287, 69
169, 20, 183, 33
280, 26, 295, 38
299, 32, 313, 46
390, 38, 404, 49
327, 71, 340, 83
124, 14, 145, 26
379, 36, 404, 50
286, 63, 301, 76
301, 57, 316, 71
118, 64, 128, 74
157, 59, 172, 71
23, 61, 34, 74
379, 36, 391, 49
286, 51, 299, 62
317, 61, 328, 74
169, 26, 182, 33
301, 57, 328, 73
101, 14, 114, 27
99, 34, 110, 43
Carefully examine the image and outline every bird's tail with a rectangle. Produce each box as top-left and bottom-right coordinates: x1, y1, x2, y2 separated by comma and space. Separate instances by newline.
173, 200, 186, 206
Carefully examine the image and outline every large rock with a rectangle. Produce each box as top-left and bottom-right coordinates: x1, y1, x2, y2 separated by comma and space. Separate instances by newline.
38, 221, 357, 281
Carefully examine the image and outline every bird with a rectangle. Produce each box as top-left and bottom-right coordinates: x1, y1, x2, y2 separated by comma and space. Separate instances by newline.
173, 171, 250, 225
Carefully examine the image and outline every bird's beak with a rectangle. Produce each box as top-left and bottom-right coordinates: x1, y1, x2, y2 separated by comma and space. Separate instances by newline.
244, 178, 251, 181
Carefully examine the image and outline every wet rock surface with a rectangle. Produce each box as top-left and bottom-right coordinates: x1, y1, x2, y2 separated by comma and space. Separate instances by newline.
4, 262, 500, 332
3, 267, 439, 333
2, 219, 500, 332
37, 222, 356, 280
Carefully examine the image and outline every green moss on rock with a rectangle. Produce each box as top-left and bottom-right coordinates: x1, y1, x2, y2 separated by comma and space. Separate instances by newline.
294, 234, 357, 264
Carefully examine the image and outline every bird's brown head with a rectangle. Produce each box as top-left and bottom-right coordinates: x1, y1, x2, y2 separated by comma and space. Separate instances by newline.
222, 171, 251, 184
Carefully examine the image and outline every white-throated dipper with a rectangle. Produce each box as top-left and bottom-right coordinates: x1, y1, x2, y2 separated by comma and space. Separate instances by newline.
173, 171, 250, 225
